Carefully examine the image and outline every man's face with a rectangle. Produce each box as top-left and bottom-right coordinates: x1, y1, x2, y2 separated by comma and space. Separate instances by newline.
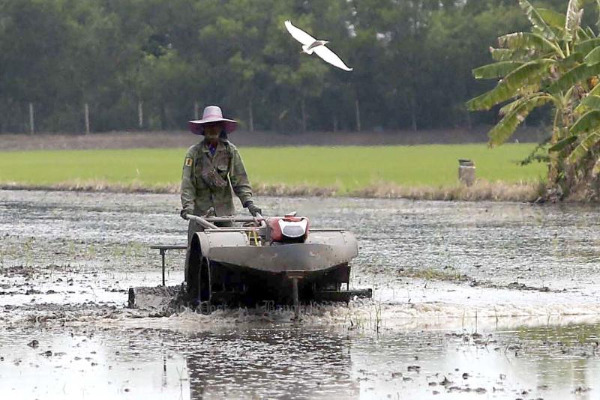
203, 123, 222, 143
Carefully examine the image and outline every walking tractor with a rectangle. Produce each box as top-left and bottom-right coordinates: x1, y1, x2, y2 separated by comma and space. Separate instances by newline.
130, 213, 372, 311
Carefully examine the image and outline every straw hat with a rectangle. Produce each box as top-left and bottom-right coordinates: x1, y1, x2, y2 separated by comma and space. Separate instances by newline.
188, 106, 238, 135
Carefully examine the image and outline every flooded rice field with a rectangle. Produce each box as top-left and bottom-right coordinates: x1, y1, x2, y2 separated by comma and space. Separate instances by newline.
1, 190, 600, 399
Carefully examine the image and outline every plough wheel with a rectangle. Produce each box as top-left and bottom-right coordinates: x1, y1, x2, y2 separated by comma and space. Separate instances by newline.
197, 256, 212, 304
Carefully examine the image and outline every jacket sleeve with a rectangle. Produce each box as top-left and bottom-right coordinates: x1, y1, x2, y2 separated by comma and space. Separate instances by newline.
181, 147, 196, 212
229, 147, 253, 206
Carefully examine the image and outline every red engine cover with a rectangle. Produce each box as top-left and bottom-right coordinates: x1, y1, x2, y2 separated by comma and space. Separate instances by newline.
267, 217, 309, 242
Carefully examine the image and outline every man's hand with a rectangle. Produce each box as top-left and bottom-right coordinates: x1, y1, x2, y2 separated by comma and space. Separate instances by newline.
180, 209, 192, 220
245, 202, 262, 217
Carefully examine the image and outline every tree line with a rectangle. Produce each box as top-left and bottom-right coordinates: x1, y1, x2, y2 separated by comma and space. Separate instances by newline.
0, 0, 579, 134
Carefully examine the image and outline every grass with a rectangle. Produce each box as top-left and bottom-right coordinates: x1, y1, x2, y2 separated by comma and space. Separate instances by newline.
0, 144, 546, 198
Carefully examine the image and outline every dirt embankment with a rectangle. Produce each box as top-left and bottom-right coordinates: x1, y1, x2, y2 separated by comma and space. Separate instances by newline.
0, 127, 544, 151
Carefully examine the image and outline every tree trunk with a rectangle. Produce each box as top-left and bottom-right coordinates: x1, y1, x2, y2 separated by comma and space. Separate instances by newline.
29, 102, 34, 135
355, 99, 361, 132
84, 103, 90, 135
248, 98, 254, 132
333, 115, 338, 132
194, 101, 199, 120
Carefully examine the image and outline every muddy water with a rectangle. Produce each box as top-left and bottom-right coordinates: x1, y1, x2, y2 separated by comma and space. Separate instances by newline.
1, 190, 600, 399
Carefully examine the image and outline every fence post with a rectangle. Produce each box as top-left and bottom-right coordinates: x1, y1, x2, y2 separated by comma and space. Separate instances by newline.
355, 99, 361, 132
138, 101, 143, 129
29, 102, 35, 135
84, 103, 90, 135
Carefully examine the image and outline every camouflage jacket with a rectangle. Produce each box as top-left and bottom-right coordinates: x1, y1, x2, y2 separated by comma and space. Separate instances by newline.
181, 139, 253, 217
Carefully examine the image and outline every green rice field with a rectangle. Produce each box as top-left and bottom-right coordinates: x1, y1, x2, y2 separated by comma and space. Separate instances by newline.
0, 144, 546, 191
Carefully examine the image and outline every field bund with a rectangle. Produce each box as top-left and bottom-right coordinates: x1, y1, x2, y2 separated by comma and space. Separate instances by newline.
0, 144, 546, 201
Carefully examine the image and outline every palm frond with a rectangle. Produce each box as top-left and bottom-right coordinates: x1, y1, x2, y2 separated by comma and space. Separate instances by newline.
568, 130, 600, 163
472, 61, 524, 79
548, 63, 600, 93
571, 109, 600, 134
488, 95, 552, 146
468, 60, 554, 110
537, 8, 566, 30
519, 0, 557, 40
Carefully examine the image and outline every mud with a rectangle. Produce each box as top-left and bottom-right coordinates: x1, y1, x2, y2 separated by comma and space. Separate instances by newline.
2, 190, 600, 399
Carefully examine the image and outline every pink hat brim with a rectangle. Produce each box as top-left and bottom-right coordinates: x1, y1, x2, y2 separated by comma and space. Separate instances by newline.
188, 117, 237, 135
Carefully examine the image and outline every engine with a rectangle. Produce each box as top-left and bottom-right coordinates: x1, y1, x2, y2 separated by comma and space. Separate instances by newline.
266, 216, 309, 243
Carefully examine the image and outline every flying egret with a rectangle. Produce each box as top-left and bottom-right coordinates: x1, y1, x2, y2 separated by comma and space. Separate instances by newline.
284, 20, 353, 72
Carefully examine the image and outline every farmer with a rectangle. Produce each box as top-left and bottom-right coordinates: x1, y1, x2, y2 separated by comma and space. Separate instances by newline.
180, 105, 261, 241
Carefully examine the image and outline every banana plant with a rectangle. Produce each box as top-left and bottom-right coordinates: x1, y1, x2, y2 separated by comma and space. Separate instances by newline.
467, 0, 600, 196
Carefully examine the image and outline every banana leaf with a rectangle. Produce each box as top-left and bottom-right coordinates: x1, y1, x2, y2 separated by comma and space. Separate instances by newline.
519, 0, 557, 40
536, 8, 566, 30
568, 130, 600, 163
488, 95, 551, 146
571, 109, 600, 134
468, 60, 554, 110
548, 63, 600, 93
575, 37, 600, 55
472, 61, 523, 79
581, 26, 595, 40
549, 135, 578, 151
585, 46, 600, 65
499, 96, 537, 116
498, 32, 561, 55
489, 47, 514, 62
575, 94, 600, 113
589, 83, 600, 95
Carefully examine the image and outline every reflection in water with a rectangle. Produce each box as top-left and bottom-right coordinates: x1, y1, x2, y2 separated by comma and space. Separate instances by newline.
1, 323, 600, 399
184, 329, 358, 399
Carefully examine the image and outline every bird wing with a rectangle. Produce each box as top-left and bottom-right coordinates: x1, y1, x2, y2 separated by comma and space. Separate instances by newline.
313, 45, 353, 71
284, 20, 315, 45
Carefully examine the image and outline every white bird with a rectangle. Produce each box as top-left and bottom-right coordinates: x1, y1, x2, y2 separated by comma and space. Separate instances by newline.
284, 20, 353, 72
